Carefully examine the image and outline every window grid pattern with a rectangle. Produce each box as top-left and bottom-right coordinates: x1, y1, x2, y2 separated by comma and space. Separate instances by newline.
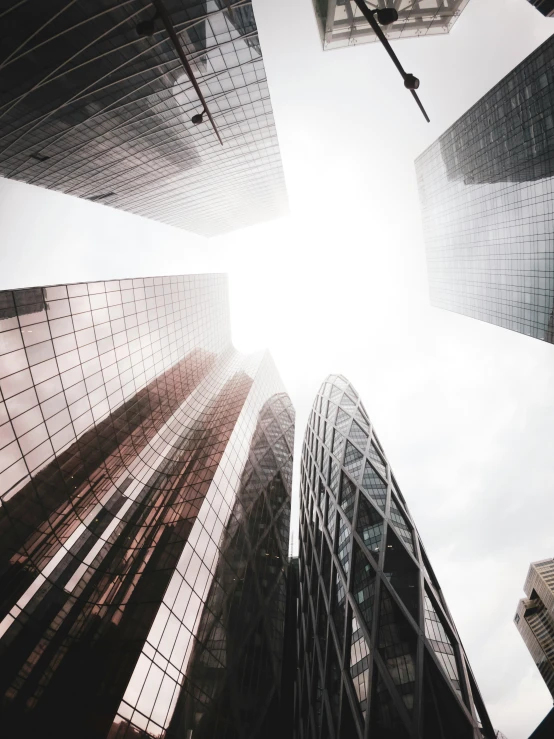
0, 1, 288, 236
295, 374, 495, 739
0, 274, 295, 739
416, 35, 554, 344
0, 275, 229, 501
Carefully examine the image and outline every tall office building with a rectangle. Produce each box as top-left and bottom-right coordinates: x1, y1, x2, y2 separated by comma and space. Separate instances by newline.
0, 274, 295, 739
416, 35, 554, 344
311, 0, 469, 50
514, 558, 554, 699
296, 374, 495, 739
0, 1, 287, 236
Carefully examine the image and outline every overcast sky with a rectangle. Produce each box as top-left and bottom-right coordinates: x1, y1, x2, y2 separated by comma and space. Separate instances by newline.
1, 0, 554, 736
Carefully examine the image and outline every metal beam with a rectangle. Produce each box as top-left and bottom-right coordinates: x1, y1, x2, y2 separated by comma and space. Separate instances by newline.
325, 0, 338, 45
151, 0, 223, 145
352, 0, 430, 122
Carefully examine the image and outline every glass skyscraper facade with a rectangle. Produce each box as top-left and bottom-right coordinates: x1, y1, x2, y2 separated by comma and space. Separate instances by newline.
0, 1, 287, 236
0, 274, 295, 739
311, 0, 469, 50
296, 374, 495, 739
514, 558, 554, 699
416, 35, 554, 344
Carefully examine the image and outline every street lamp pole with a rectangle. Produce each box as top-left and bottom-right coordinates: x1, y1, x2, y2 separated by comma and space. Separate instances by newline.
352, 0, 430, 122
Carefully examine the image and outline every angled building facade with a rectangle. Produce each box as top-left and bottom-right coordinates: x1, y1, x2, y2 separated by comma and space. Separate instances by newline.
0, 274, 295, 739
311, 0, 469, 50
514, 558, 554, 699
0, 1, 287, 236
296, 374, 495, 739
416, 35, 554, 344
526, 0, 554, 17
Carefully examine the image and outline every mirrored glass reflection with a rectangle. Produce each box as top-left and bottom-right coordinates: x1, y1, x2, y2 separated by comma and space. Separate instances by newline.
416, 36, 554, 344
0, 275, 295, 739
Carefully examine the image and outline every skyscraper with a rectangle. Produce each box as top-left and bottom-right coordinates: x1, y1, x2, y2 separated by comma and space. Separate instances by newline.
0, 1, 287, 236
296, 374, 495, 738
0, 274, 295, 739
514, 558, 554, 699
416, 35, 554, 344
311, 0, 469, 50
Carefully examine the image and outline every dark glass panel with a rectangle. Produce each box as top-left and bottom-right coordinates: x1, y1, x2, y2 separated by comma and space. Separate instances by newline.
389, 496, 414, 555
339, 472, 356, 523
383, 528, 419, 620
377, 587, 417, 714
422, 653, 474, 739
321, 541, 332, 597
332, 570, 347, 649
326, 640, 341, 729
352, 543, 377, 632
339, 687, 360, 739
423, 590, 462, 699
356, 496, 383, 556
369, 664, 410, 739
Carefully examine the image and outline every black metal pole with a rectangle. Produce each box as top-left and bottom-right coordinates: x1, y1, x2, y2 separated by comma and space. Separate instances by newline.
151, 0, 224, 145
352, 0, 430, 122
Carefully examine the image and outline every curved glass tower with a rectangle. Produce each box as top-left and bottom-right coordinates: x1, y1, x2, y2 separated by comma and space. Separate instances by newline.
296, 374, 495, 739
0, 274, 294, 739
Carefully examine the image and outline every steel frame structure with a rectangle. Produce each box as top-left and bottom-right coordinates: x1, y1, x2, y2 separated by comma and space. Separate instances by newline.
296, 374, 495, 739
312, 0, 470, 50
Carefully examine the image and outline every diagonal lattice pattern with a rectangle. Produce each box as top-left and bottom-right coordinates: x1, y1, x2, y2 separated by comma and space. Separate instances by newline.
296, 374, 496, 739
0, 1, 287, 236
161, 392, 295, 739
